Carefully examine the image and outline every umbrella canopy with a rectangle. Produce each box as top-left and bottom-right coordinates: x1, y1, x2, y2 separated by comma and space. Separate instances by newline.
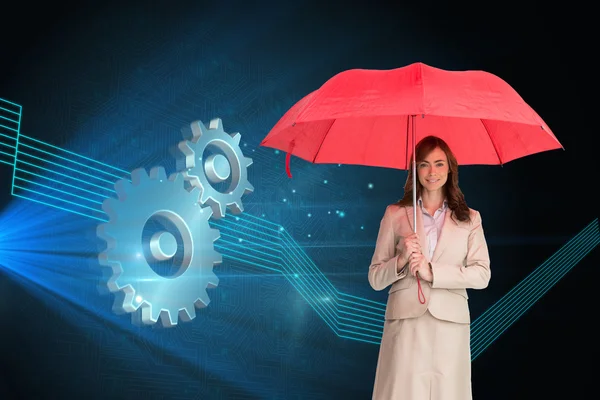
260, 62, 563, 175
260, 62, 564, 304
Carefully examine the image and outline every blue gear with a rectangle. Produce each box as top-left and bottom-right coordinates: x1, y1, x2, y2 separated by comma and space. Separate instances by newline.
177, 118, 254, 219
97, 166, 221, 327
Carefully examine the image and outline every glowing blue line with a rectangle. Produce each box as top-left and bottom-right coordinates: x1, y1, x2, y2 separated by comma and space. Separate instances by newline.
235, 210, 291, 230
337, 316, 383, 331
11, 193, 107, 222
4, 127, 595, 350
218, 226, 386, 331
15, 168, 109, 199
216, 213, 281, 234
9, 102, 21, 197
471, 235, 598, 360
1, 142, 15, 150
217, 228, 336, 319
218, 230, 281, 261
471, 228, 597, 357
473, 226, 596, 338
471, 227, 596, 351
214, 247, 282, 274
217, 218, 341, 322
471, 220, 597, 333
218, 238, 281, 268
14, 176, 104, 206
221, 215, 388, 325
0, 159, 11, 166
0, 123, 18, 132
338, 290, 387, 307
0, 114, 18, 124
220, 231, 386, 332
13, 185, 105, 215
20, 134, 130, 175
0, 97, 22, 108
0, 131, 17, 141
336, 303, 385, 321
276, 232, 340, 321
19, 142, 126, 180
15, 159, 116, 193
1, 150, 14, 158
279, 229, 385, 318
279, 230, 339, 297
18, 150, 117, 184
337, 334, 380, 345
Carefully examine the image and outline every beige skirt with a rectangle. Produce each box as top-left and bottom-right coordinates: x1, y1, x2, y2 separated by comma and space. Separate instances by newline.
372, 310, 472, 400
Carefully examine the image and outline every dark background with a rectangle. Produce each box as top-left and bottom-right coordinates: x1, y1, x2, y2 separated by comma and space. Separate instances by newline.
0, 1, 596, 399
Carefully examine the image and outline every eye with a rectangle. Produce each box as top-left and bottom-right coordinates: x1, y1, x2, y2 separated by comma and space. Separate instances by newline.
436, 163, 445, 167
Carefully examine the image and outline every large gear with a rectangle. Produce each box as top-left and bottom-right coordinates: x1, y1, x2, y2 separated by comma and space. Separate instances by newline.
97, 166, 221, 327
176, 118, 254, 219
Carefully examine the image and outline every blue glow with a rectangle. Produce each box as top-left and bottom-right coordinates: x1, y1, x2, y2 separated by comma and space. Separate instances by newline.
1, 97, 598, 362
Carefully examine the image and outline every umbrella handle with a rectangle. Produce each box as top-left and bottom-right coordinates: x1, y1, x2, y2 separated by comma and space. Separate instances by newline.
286, 152, 292, 178
417, 276, 426, 304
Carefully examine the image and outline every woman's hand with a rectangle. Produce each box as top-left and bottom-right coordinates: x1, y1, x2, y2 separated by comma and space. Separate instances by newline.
399, 233, 421, 266
409, 252, 433, 282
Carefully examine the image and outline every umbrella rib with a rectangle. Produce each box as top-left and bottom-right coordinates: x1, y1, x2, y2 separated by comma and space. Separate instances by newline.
311, 119, 337, 163
480, 119, 503, 165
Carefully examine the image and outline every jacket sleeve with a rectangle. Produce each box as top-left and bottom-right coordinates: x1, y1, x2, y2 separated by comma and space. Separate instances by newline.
368, 206, 408, 291
430, 211, 491, 290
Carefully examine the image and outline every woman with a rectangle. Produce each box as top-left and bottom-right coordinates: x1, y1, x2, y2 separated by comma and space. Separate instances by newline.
368, 135, 491, 400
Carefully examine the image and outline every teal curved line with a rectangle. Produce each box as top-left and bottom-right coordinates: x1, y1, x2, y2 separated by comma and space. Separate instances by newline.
4, 96, 598, 359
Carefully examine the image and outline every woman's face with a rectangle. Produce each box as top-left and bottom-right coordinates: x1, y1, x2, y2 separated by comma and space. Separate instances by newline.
417, 146, 449, 193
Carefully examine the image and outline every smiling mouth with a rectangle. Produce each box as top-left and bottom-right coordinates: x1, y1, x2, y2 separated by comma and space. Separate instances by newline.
426, 179, 440, 184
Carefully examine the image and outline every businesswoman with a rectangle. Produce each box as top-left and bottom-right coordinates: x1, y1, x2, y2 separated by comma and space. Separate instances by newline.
368, 135, 491, 400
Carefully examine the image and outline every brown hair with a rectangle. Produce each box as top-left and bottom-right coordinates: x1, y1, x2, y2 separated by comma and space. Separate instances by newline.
396, 135, 471, 223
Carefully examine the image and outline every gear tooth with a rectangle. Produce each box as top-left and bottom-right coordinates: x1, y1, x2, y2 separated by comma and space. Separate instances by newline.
160, 310, 178, 328
207, 271, 219, 288
208, 118, 224, 132
213, 202, 226, 219
111, 294, 129, 315
180, 123, 194, 141
229, 202, 244, 214
101, 198, 120, 218
189, 120, 206, 140
200, 205, 214, 220
186, 180, 200, 196
130, 168, 149, 185
211, 228, 220, 241
177, 139, 196, 162
119, 285, 137, 312
141, 305, 161, 326
106, 272, 121, 292
96, 223, 113, 244
230, 132, 241, 145
149, 166, 167, 181
168, 171, 181, 184
199, 189, 211, 206
212, 252, 223, 266
245, 156, 253, 167
114, 179, 131, 200
244, 183, 255, 195
180, 307, 196, 322
195, 289, 211, 307
98, 249, 115, 266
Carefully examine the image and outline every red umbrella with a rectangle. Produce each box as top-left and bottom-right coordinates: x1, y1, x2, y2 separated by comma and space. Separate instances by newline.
260, 61, 564, 300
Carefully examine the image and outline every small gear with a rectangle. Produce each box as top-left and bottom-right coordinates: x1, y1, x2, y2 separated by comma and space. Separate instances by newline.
176, 118, 254, 219
97, 166, 221, 327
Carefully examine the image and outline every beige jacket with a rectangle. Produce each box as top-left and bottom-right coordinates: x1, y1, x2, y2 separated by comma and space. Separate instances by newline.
368, 204, 491, 323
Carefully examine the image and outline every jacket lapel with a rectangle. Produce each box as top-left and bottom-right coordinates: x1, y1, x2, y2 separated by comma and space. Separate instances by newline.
431, 209, 458, 262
